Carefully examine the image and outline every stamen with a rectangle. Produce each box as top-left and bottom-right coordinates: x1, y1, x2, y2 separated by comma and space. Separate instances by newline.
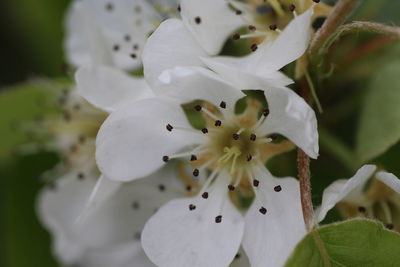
253, 179, 260, 187
259, 206, 267, 214
228, 184, 235, 191
250, 44, 258, 52
196, 105, 221, 121
248, 25, 256, 31
358, 206, 366, 213
269, 24, 277, 31
247, 155, 253, 162
202, 192, 209, 199
193, 169, 199, 177
250, 133, 257, 141
189, 204, 196, 210
162, 156, 169, 162
201, 128, 208, 134
232, 33, 241, 40
219, 101, 226, 109
215, 120, 222, 127
258, 137, 273, 144
194, 17, 202, 24
190, 155, 197, 161
215, 215, 222, 223
274, 185, 282, 192
166, 124, 173, 131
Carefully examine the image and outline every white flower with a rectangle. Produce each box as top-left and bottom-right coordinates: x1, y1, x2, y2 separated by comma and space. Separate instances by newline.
95, 67, 318, 266
65, 0, 180, 70
315, 165, 400, 231
37, 164, 183, 267
143, 3, 314, 93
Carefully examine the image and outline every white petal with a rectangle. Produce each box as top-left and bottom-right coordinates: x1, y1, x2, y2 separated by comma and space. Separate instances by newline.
76, 64, 154, 113
83, 242, 156, 267
158, 66, 245, 114
246, 8, 313, 73
142, 176, 245, 267
143, 19, 207, 90
37, 173, 98, 264
180, 0, 244, 55
243, 172, 306, 267
259, 86, 319, 159
96, 97, 199, 181
315, 165, 377, 223
201, 56, 293, 89
376, 171, 400, 194
65, 1, 114, 67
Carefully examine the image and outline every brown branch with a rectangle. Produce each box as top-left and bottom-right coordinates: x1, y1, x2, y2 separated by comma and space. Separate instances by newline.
297, 148, 314, 231
310, 0, 362, 53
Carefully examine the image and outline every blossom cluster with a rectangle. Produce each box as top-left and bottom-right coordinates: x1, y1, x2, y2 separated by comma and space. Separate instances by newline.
36, 0, 400, 267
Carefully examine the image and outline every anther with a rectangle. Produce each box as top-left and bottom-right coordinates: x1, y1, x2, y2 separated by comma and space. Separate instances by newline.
177, 5, 181, 12
259, 207, 267, 214
251, 43, 258, 52
124, 35, 131, 42
194, 105, 202, 111
132, 201, 140, 210
312, 0, 320, 3
166, 124, 173, 131
270, 134, 278, 140
220, 101, 226, 109
201, 128, 208, 134
215, 215, 222, 223
289, 4, 296, 12
162, 156, 169, 162
189, 204, 196, 210
190, 155, 197, 161
248, 25, 256, 31
235, 10, 242, 15
130, 53, 137, 59
232, 133, 240, 140
158, 184, 166, 191
195, 16, 201, 24
228, 185, 235, 191
274, 185, 282, 192
386, 223, 394, 230
202, 192, 209, 199
215, 120, 222, 127
253, 179, 260, 187
263, 108, 270, 116
269, 24, 277, 31
250, 133, 257, 141
358, 206, 366, 213
77, 172, 85, 180
193, 169, 199, 177
247, 155, 252, 162
113, 44, 120, 51
186, 185, 192, 191
232, 33, 241, 40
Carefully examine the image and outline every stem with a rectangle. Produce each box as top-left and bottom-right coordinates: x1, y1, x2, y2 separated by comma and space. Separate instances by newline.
297, 149, 314, 231
334, 21, 400, 40
310, 0, 361, 54
305, 69, 323, 113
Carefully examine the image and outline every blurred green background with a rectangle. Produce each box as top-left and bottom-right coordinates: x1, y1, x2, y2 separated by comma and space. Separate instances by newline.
0, 0, 400, 266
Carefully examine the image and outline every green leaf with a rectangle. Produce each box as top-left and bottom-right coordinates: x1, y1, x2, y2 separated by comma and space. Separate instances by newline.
285, 219, 400, 267
356, 61, 400, 163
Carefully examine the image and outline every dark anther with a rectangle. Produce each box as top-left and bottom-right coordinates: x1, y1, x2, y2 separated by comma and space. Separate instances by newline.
132, 201, 139, 210
202, 192, 209, 199
269, 24, 277, 31
274, 185, 282, 192
194, 105, 202, 111
248, 25, 256, 31
270, 134, 278, 140
358, 206, 366, 213
235, 253, 241, 259
193, 169, 199, 177
190, 155, 197, 161
235, 10, 242, 15
77, 172, 85, 180
251, 43, 258, 52
259, 207, 267, 214
220, 101, 227, 109
105, 3, 114, 11
263, 108, 270, 116
312, 0, 321, 3
215, 120, 222, 127
247, 155, 253, 162
113, 44, 120, 51
130, 53, 137, 59
201, 128, 208, 134
253, 179, 260, 187
386, 223, 394, 230
158, 184, 166, 191
177, 5, 181, 12
215, 215, 222, 223
162, 156, 169, 162
289, 4, 296, 12
228, 185, 235, 191
124, 35, 131, 42
232, 33, 241, 40
166, 124, 173, 131
189, 204, 196, 210
232, 133, 240, 140
250, 133, 257, 141
195, 16, 202, 24
186, 185, 192, 191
